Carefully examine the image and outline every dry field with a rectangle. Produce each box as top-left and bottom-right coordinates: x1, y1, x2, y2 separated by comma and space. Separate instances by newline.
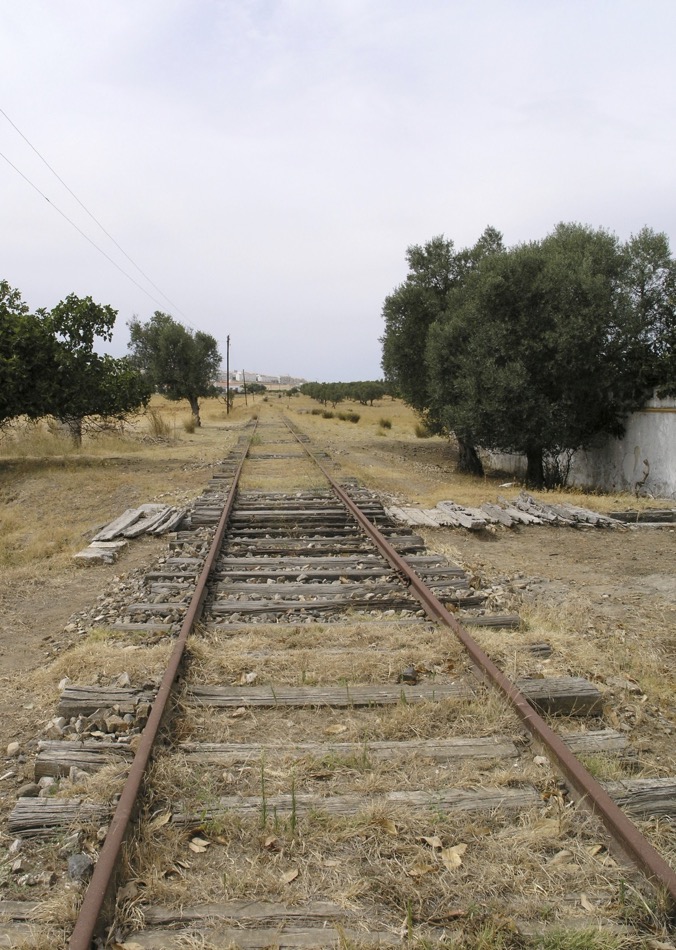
0, 393, 675, 947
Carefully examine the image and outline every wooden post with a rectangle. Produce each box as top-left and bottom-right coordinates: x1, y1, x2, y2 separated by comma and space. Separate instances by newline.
226, 335, 230, 414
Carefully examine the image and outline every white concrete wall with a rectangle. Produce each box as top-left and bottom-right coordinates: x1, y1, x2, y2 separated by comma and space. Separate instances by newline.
487, 394, 676, 499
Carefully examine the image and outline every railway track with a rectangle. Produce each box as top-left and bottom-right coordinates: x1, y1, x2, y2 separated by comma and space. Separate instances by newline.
1, 411, 675, 948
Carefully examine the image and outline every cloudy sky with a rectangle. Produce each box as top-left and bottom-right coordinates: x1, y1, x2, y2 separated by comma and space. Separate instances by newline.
2, 1, 675, 381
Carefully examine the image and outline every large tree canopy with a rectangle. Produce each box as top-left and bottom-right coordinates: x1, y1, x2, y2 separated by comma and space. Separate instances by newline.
0, 281, 55, 425
381, 223, 676, 487
128, 312, 221, 426
1, 284, 150, 439
428, 226, 624, 484
38, 294, 151, 443
620, 226, 676, 397
380, 228, 504, 474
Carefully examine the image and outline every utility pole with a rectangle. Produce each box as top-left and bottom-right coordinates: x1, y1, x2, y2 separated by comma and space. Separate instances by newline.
226, 335, 230, 414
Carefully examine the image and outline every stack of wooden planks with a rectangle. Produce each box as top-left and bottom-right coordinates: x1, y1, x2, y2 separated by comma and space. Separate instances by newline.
73, 504, 187, 564
387, 492, 621, 531
92, 503, 187, 539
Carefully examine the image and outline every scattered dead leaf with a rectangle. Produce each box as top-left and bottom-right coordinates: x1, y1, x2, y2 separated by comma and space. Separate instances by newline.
188, 836, 210, 854
580, 893, 595, 913
147, 810, 171, 831
281, 868, 299, 884
231, 706, 248, 718
373, 817, 398, 836
420, 835, 443, 850
440, 843, 467, 871
324, 723, 348, 735
263, 835, 281, 851
117, 882, 139, 902
548, 849, 573, 867
535, 817, 560, 834
408, 863, 437, 877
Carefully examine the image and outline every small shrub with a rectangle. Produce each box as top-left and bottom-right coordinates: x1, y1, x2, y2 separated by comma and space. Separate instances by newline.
379, 417, 392, 429
183, 416, 196, 433
348, 412, 360, 423
414, 422, 432, 438
311, 408, 322, 416
337, 412, 348, 421
146, 408, 171, 437
322, 410, 334, 419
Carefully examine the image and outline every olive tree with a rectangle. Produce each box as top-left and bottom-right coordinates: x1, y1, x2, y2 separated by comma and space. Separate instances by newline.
427, 224, 655, 486
1, 286, 150, 440
128, 312, 222, 426
380, 229, 504, 474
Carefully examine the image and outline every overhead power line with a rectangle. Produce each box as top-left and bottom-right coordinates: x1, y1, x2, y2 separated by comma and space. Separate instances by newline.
0, 106, 192, 324
0, 147, 173, 312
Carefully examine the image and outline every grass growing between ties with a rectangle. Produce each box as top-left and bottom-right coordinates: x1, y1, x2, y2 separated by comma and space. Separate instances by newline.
238, 454, 327, 492
124, 748, 669, 944
189, 620, 468, 687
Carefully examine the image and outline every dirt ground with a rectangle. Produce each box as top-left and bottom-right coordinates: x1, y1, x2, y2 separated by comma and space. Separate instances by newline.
1, 398, 675, 850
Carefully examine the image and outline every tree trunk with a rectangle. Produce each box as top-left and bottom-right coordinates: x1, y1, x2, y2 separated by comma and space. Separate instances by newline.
456, 436, 484, 477
188, 396, 201, 427
64, 416, 83, 447
525, 447, 544, 488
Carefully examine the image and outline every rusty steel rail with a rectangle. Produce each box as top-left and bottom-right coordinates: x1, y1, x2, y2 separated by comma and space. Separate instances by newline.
68, 426, 255, 950
286, 418, 676, 908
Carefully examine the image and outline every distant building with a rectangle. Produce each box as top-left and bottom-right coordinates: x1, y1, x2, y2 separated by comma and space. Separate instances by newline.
216, 369, 306, 390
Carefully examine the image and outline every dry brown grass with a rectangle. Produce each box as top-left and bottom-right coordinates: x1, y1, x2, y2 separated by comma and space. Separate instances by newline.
0, 396, 251, 576
33, 636, 173, 691
238, 457, 326, 492
189, 621, 467, 687
177, 688, 522, 748
127, 746, 660, 943
54, 760, 129, 804
150, 735, 542, 802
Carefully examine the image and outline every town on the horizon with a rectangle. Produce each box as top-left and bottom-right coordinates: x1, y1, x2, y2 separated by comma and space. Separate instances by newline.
218, 370, 307, 389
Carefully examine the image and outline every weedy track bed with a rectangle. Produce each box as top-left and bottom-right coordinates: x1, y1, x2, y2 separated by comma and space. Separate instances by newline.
1, 407, 675, 949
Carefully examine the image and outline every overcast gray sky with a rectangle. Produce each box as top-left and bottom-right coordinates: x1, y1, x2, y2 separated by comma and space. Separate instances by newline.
2, 1, 675, 381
